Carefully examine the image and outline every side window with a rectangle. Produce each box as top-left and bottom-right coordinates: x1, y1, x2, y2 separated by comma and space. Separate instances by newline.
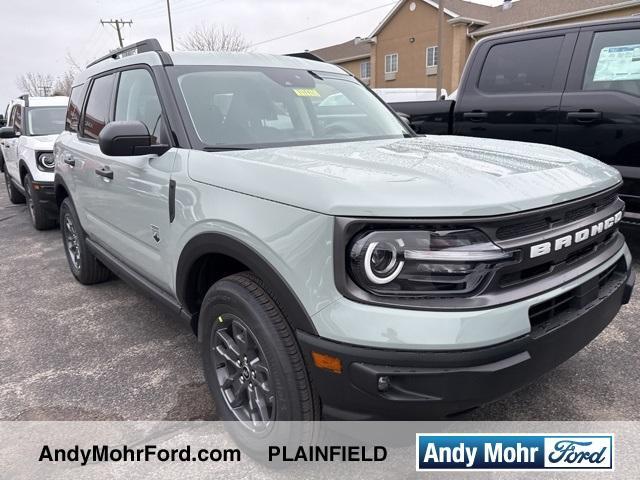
8, 105, 18, 127
114, 69, 163, 143
81, 74, 115, 140
583, 29, 640, 97
14, 106, 23, 132
66, 85, 85, 133
478, 36, 564, 93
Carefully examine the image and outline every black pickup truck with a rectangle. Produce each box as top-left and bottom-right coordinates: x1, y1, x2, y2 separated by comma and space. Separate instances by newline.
392, 17, 640, 223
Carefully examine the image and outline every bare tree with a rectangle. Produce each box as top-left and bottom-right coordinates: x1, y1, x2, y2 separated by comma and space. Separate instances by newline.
179, 23, 250, 52
52, 70, 75, 96
52, 53, 83, 96
15, 72, 54, 96
16, 53, 82, 97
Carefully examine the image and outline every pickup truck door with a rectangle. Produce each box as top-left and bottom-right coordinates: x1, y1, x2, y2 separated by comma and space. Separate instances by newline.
454, 32, 577, 145
558, 23, 640, 215
3, 105, 23, 180
87, 68, 177, 291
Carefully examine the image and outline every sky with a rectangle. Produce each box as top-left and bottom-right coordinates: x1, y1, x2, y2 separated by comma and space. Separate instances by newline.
0, 0, 506, 109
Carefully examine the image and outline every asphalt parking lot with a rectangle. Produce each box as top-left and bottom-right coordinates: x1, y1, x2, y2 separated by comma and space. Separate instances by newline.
1, 185, 639, 422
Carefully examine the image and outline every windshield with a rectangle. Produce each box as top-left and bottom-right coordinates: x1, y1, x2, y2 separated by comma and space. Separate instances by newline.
172, 67, 410, 149
27, 107, 66, 136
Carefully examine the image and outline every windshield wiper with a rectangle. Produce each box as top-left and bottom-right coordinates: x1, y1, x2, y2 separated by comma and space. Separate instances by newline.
203, 146, 254, 152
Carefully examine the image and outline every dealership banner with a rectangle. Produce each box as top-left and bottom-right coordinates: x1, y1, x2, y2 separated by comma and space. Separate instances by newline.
0, 421, 638, 479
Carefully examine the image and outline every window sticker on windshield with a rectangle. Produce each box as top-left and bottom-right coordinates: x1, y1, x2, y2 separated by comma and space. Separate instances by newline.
292, 88, 320, 97
593, 44, 640, 82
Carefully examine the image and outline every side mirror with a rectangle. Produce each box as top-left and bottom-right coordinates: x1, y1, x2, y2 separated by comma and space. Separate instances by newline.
397, 112, 411, 126
0, 114, 5, 127
0, 126, 17, 139
98, 120, 170, 157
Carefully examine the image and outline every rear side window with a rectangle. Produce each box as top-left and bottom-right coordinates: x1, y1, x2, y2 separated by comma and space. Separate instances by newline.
65, 85, 85, 132
478, 36, 564, 93
114, 69, 163, 143
8, 105, 19, 127
583, 29, 640, 97
81, 74, 115, 140
14, 106, 23, 132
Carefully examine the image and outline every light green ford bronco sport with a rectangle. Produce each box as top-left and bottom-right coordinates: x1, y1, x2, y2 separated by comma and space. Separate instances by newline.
54, 39, 634, 431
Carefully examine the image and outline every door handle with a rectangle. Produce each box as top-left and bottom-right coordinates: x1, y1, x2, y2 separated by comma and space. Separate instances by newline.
95, 167, 113, 180
567, 111, 602, 124
63, 155, 76, 167
463, 111, 488, 122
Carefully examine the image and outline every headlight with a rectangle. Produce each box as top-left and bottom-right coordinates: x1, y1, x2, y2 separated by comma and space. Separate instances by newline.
348, 229, 513, 297
37, 152, 55, 171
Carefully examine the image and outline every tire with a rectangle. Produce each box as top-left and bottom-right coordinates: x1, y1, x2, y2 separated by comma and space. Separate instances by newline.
59, 197, 111, 285
23, 173, 56, 230
201, 272, 318, 456
4, 168, 25, 204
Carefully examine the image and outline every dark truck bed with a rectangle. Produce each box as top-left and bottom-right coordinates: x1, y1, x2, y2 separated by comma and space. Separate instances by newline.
386, 17, 640, 224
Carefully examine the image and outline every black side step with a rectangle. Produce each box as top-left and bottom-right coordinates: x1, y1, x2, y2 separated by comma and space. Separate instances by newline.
86, 238, 194, 328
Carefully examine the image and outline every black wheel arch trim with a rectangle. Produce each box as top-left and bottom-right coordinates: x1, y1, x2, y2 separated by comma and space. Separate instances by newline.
176, 232, 319, 339
54, 173, 73, 207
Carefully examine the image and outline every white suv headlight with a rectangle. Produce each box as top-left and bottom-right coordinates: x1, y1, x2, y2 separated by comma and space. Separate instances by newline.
348, 229, 514, 297
37, 152, 55, 171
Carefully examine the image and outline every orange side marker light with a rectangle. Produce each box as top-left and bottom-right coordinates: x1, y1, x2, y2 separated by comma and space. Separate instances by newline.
311, 351, 342, 374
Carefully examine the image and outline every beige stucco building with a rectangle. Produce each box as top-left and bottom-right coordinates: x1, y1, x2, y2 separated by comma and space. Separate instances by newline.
312, 0, 640, 92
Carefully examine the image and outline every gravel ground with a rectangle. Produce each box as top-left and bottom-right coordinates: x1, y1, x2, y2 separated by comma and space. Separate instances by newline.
0, 184, 638, 422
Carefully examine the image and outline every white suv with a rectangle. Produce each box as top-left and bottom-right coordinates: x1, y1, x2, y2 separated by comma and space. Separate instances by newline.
0, 95, 68, 229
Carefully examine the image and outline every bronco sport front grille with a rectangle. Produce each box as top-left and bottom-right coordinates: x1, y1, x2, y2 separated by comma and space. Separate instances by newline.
495, 193, 618, 241
528, 257, 626, 335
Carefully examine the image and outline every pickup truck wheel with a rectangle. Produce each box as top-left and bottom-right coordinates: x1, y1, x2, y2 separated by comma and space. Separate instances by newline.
23, 174, 56, 230
59, 197, 110, 285
4, 168, 25, 204
201, 272, 318, 445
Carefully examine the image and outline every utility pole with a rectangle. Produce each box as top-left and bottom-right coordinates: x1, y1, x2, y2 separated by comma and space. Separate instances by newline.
100, 18, 133, 48
38, 84, 51, 96
166, 0, 175, 51
436, 0, 445, 99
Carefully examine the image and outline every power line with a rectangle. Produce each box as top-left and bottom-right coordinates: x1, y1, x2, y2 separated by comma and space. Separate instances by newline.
250, 2, 395, 47
100, 18, 133, 47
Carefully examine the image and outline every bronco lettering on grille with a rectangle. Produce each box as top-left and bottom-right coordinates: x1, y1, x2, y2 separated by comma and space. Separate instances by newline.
530, 210, 623, 259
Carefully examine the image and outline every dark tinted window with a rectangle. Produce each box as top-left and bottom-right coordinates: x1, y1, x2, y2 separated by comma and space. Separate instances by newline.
8, 105, 19, 127
66, 85, 85, 132
81, 74, 115, 139
14, 106, 23, 131
583, 29, 640, 97
115, 69, 163, 143
478, 36, 564, 93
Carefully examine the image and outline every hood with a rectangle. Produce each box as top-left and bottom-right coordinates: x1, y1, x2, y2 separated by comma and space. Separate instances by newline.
187, 136, 621, 217
22, 134, 58, 150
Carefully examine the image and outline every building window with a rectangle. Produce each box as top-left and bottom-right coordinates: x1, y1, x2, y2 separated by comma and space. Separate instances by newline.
426, 46, 439, 67
385, 53, 398, 73
360, 61, 371, 80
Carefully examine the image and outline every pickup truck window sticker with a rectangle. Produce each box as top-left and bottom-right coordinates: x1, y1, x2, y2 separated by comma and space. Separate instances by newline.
593, 44, 640, 82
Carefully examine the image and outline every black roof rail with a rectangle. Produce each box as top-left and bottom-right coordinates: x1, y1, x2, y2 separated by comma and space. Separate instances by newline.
87, 38, 167, 68
18, 94, 29, 107
286, 51, 325, 62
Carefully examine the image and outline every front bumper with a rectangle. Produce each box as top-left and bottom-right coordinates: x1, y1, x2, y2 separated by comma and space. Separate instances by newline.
298, 253, 634, 420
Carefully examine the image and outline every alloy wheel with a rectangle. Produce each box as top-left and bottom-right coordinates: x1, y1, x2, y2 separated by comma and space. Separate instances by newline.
63, 213, 81, 270
211, 314, 275, 432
